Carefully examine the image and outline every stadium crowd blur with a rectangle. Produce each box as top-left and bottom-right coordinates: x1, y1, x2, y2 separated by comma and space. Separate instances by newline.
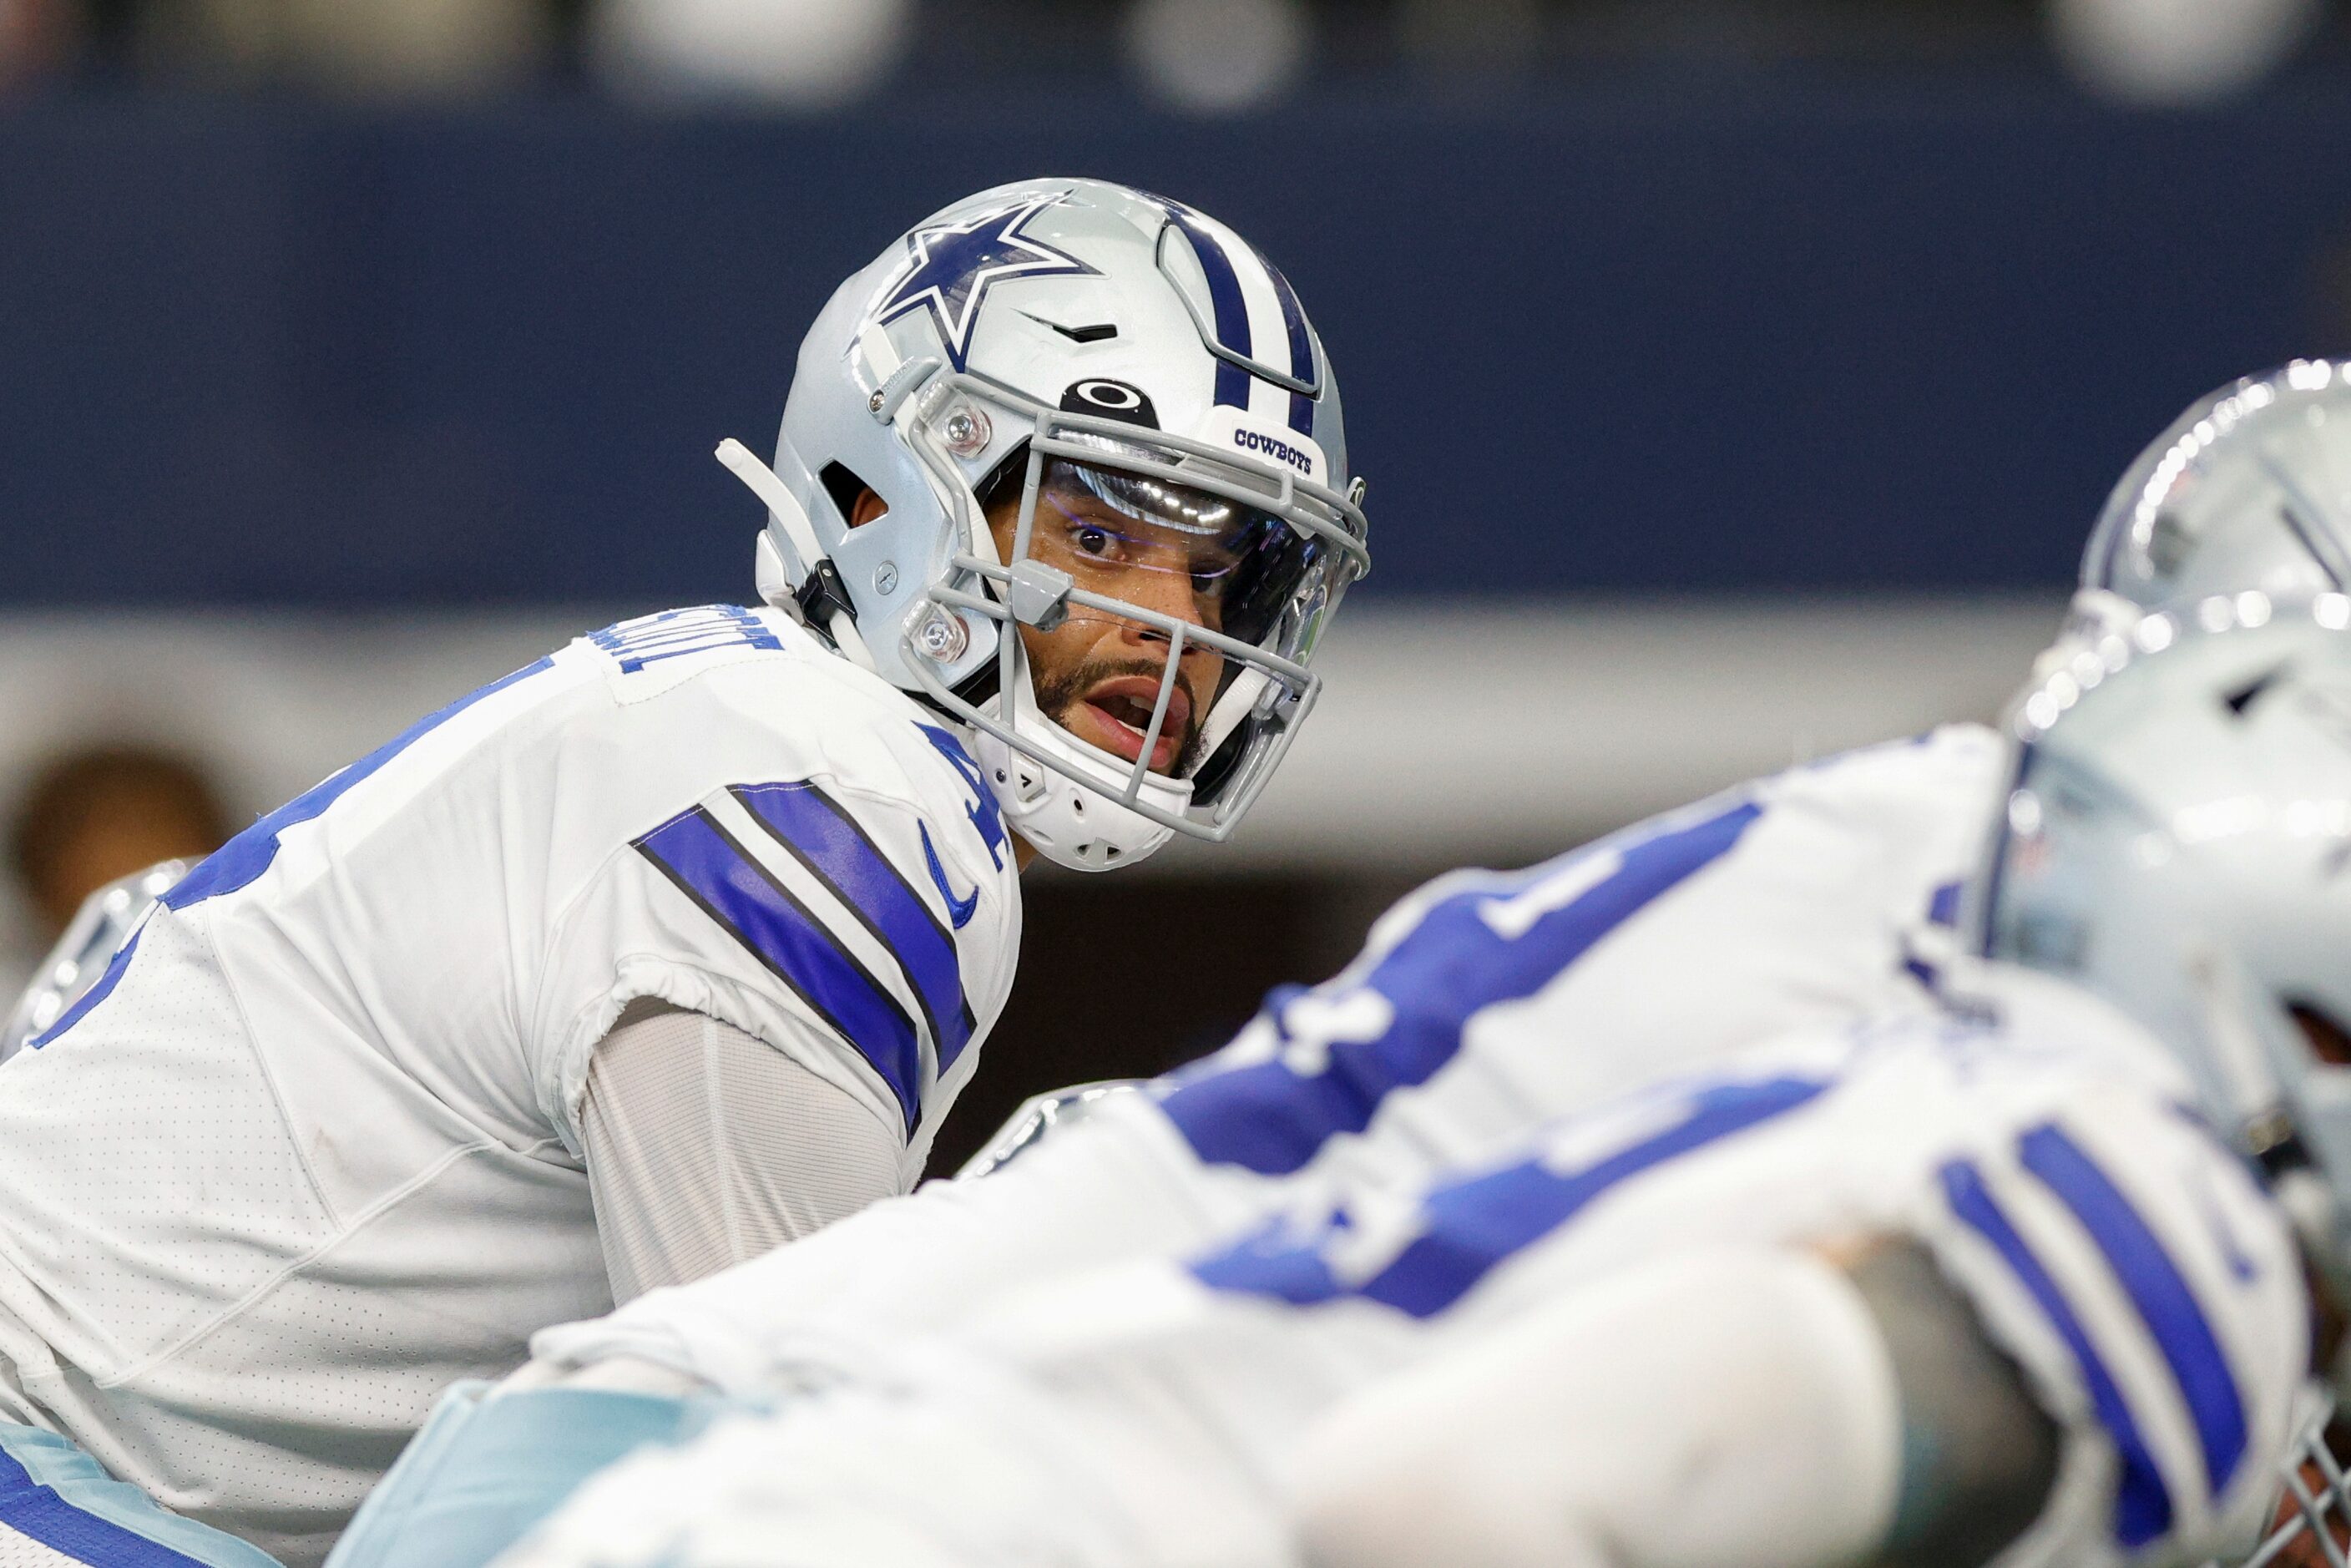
0, 0, 2343, 109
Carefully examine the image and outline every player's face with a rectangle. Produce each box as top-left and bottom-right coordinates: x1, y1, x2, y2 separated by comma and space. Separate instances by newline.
984, 461, 1235, 777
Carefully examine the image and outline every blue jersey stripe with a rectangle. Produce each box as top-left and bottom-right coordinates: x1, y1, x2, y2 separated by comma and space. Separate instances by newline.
0, 1439, 214, 1566
164, 655, 555, 913
1939, 1157, 2172, 1548
1165, 206, 1254, 409
1158, 800, 1764, 1176
731, 782, 975, 1070
2019, 1123, 2248, 1499
1259, 254, 1317, 437
1195, 1075, 1827, 1318
28, 929, 143, 1051
636, 807, 921, 1130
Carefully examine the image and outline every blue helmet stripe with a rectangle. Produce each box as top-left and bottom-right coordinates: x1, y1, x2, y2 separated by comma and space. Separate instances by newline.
2019, 1123, 2248, 1500
1259, 254, 1318, 438
1192, 1075, 1827, 1318
731, 781, 975, 1070
1165, 207, 1255, 409
1939, 1156, 2172, 1548
636, 806, 922, 1130
1157, 799, 1764, 1176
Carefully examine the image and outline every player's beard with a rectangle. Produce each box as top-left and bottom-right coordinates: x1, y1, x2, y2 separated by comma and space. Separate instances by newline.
1032, 652, 1209, 776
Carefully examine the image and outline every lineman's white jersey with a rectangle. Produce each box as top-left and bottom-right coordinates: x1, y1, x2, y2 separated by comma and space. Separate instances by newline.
0, 605, 1019, 1565
504, 972, 2312, 1568
537, 725, 2007, 1391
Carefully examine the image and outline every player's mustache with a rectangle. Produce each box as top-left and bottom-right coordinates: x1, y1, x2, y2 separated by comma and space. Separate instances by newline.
1032, 652, 1208, 762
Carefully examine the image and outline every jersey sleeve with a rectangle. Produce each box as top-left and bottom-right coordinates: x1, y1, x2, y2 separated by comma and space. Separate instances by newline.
579, 1002, 907, 1302
1909, 1085, 2312, 1568
520, 742, 1966, 1393
522, 609, 1019, 1171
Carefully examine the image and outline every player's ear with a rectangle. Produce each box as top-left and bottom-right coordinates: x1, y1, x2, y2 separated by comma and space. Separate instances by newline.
849, 488, 889, 528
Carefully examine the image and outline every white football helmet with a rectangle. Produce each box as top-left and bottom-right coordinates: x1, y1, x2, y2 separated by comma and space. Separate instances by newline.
1977, 598, 2351, 1333
2039, 360, 2351, 680
719, 178, 1369, 872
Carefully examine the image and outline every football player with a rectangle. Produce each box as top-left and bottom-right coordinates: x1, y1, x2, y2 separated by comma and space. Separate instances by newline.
490, 602, 2349, 1568
0, 178, 1367, 1568
319, 361, 2351, 1568
324, 365, 2351, 1567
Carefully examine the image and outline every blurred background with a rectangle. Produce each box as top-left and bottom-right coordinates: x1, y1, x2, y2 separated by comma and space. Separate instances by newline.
4, 0, 2346, 1165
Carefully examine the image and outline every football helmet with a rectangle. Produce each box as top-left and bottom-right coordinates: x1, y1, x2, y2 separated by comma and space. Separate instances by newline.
2235, 1390, 2349, 1568
720, 178, 1369, 872
1976, 598, 2351, 1332
2045, 361, 2351, 671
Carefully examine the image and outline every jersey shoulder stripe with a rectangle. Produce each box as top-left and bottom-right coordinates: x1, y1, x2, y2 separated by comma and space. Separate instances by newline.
1939, 1155, 2173, 1549
31, 654, 561, 1053
2017, 1122, 2247, 1497
1155, 797, 1765, 1177
1191, 1074, 1827, 1318
731, 781, 976, 1070
167, 655, 558, 915
635, 804, 922, 1130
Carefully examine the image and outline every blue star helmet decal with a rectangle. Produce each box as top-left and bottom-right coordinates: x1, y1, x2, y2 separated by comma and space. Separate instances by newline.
872, 194, 1100, 372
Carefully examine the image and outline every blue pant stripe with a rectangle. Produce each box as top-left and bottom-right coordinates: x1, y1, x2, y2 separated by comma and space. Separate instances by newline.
0, 1439, 215, 1567
1158, 800, 1764, 1176
1195, 1075, 1827, 1318
1939, 1157, 2172, 1548
731, 783, 974, 1070
637, 807, 921, 1129
2019, 1123, 2248, 1499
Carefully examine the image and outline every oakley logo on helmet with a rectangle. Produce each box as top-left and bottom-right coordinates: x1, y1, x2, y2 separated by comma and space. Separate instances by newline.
1231, 427, 1317, 478
1059, 378, 1160, 429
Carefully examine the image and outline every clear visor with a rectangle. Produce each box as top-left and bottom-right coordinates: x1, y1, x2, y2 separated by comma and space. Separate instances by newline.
1022, 448, 1332, 653
907, 394, 1368, 837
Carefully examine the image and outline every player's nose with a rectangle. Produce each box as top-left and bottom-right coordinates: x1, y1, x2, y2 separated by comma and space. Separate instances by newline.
1112, 565, 1208, 645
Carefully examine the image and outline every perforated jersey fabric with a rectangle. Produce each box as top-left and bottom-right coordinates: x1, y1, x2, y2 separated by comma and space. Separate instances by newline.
0, 606, 1021, 1565
580, 1003, 908, 1304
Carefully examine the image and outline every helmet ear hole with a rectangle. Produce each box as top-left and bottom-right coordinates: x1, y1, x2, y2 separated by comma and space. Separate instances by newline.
818, 462, 873, 527
2289, 1002, 2351, 1068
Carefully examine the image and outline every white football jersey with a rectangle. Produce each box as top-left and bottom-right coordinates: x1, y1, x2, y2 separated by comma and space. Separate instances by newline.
0, 605, 1020, 1565
505, 972, 2311, 1568
537, 725, 2009, 1390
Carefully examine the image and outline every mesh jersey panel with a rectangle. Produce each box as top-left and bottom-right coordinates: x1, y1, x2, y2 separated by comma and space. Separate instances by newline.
579, 1001, 907, 1303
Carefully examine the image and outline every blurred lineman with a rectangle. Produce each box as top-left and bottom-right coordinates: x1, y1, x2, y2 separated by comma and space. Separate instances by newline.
0, 178, 1367, 1568
504, 609, 2346, 1568
323, 362, 2351, 1568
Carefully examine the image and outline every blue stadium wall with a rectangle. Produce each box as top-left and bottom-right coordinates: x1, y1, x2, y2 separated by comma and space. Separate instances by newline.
5, 82, 2351, 608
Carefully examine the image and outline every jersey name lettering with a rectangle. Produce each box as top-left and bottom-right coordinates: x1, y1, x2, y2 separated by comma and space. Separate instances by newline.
589, 606, 782, 675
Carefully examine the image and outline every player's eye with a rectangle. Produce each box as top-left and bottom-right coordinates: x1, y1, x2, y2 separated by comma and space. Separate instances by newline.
1073, 524, 1113, 556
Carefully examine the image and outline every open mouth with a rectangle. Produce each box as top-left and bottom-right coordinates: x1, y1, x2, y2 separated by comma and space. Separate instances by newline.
1076, 674, 1193, 773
